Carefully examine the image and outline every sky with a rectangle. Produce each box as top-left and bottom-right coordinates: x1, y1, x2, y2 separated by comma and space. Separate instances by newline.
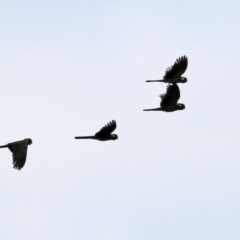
0, 0, 239, 239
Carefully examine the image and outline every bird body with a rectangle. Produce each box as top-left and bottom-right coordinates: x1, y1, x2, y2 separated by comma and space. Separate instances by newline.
75, 120, 118, 141
0, 138, 32, 170
143, 84, 185, 112
146, 56, 188, 84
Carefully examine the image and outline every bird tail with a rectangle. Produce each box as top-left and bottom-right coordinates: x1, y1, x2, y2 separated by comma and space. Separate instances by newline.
0, 144, 8, 148
143, 108, 162, 111
146, 79, 164, 82
75, 136, 96, 139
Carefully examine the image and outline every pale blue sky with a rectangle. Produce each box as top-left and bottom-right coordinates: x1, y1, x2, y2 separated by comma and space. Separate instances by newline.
0, 1, 240, 239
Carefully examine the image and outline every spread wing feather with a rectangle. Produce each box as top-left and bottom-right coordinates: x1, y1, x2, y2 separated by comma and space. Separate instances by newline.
164, 56, 188, 79
160, 84, 180, 108
95, 120, 117, 138
8, 140, 28, 170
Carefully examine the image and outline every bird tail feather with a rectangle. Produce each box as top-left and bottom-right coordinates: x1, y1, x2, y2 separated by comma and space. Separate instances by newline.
0, 145, 8, 148
143, 108, 162, 111
75, 136, 96, 139
146, 79, 164, 82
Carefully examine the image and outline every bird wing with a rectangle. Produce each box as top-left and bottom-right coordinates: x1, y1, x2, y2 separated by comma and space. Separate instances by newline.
164, 56, 188, 79
160, 84, 180, 108
95, 120, 117, 138
8, 140, 28, 170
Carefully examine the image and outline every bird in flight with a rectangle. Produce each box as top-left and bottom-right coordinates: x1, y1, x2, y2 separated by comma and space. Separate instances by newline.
0, 138, 32, 170
75, 120, 118, 141
143, 84, 185, 112
146, 55, 188, 83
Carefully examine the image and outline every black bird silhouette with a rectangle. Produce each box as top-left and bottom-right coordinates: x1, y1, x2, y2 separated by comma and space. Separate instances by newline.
143, 84, 185, 112
75, 120, 118, 141
0, 138, 32, 170
146, 56, 188, 83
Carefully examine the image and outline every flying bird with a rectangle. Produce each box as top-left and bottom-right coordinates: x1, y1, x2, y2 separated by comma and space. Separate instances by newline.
146, 55, 188, 83
0, 138, 32, 170
75, 120, 118, 141
143, 84, 185, 112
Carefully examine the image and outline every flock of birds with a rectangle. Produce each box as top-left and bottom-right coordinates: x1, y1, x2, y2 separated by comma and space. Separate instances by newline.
1, 55, 188, 170
144, 55, 188, 112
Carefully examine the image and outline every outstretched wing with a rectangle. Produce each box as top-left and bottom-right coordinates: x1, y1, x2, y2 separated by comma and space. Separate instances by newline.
8, 140, 28, 170
160, 84, 180, 108
164, 56, 188, 79
95, 120, 117, 138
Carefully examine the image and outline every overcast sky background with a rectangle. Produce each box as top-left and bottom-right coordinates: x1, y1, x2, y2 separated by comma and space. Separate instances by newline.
0, 1, 239, 239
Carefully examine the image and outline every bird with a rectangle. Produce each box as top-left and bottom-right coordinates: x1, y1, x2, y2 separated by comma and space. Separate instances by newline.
146, 55, 188, 83
75, 120, 118, 141
0, 138, 32, 170
143, 83, 185, 112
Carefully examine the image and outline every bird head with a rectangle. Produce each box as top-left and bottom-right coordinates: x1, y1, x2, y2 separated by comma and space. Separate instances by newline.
111, 134, 118, 140
177, 103, 185, 110
181, 77, 187, 83
25, 138, 33, 145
